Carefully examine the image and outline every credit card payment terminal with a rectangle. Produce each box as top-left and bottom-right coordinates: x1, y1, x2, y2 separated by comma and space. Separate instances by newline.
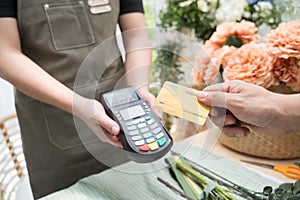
100, 87, 173, 163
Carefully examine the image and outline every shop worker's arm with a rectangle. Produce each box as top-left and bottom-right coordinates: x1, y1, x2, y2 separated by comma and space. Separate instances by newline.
0, 18, 75, 113
119, 13, 156, 107
0, 18, 121, 139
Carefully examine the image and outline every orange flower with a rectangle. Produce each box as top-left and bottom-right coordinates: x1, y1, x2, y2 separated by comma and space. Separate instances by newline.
193, 20, 260, 85
193, 45, 236, 84
273, 57, 300, 92
193, 50, 220, 85
192, 67, 205, 84
265, 20, 300, 91
265, 20, 300, 59
204, 20, 260, 54
223, 43, 275, 88
213, 45, 237, 70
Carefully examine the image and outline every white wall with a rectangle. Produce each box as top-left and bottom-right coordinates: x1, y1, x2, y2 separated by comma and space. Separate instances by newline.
0, 78, 15, 120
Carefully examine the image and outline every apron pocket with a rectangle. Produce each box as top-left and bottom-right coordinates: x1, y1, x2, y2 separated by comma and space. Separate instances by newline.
44, 1, 96, 51
41, 104, 98, 150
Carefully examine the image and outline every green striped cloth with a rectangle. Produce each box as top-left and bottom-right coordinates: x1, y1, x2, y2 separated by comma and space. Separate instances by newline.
41, 142, 281, 200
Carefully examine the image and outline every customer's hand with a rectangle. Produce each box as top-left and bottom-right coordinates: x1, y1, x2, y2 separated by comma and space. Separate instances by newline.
73, 95, 122, 146
197, 80, 289, 137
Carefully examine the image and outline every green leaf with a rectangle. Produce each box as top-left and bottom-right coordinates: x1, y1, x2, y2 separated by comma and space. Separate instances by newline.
152, 40, 185, 85
166, 156, 201, 200
293, 179, 300, 195
262, 179, 300, 199
294, 162, 300, 167
279, 183, 294, 191
223, 34, 243, 48
274, 188, 286, 198
288, 197, 300, 200
175, 159, 209, 185
263, 186, 273, 196
175, 157, 235, 200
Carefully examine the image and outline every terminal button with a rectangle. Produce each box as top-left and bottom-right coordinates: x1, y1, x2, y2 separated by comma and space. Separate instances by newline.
139, 144, 149, 152
148, 142, 159, 151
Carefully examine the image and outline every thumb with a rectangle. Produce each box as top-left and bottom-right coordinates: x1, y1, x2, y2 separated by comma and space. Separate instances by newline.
98, 114, 120, 136
197, 90, 231, 109
91, 101, 121, 135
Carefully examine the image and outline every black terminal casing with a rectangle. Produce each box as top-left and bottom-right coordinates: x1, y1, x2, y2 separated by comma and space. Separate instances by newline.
100, 86, 173, 163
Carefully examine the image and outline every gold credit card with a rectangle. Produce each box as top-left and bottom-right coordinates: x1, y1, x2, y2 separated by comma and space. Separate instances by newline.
154, 81, 210, 125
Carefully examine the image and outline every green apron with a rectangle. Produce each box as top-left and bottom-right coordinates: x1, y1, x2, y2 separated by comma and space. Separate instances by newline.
15, 0, 126, 198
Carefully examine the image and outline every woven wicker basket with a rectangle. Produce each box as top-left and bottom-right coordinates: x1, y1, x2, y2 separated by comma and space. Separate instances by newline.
219, 132, 300, 159
219, 84, 300, 159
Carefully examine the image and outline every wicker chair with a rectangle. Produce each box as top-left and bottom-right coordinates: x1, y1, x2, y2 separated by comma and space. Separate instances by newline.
0, 114, 28, 200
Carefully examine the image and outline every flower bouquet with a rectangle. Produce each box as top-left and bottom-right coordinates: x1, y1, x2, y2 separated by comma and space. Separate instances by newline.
193, 20, 300, 91
192, 20, 300, 159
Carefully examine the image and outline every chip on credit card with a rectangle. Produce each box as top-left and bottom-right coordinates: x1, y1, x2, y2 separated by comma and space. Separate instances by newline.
154, 81, 210, 125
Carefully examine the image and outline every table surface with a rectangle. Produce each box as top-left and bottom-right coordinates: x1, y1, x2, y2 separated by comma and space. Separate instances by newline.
172, 121, 300, 183
41, 121, 300, 200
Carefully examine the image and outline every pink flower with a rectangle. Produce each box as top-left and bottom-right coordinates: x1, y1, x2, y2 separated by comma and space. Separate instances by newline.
192, 67, 205, 85
213, 45, 237, 70
265, 20, 300, 59
193, 20, 260, 85
223, 43, 275, 88
193, 45, 237, 84
272, 57, 300, 92
204, 20, 260, 54
192, 50, 220, 85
